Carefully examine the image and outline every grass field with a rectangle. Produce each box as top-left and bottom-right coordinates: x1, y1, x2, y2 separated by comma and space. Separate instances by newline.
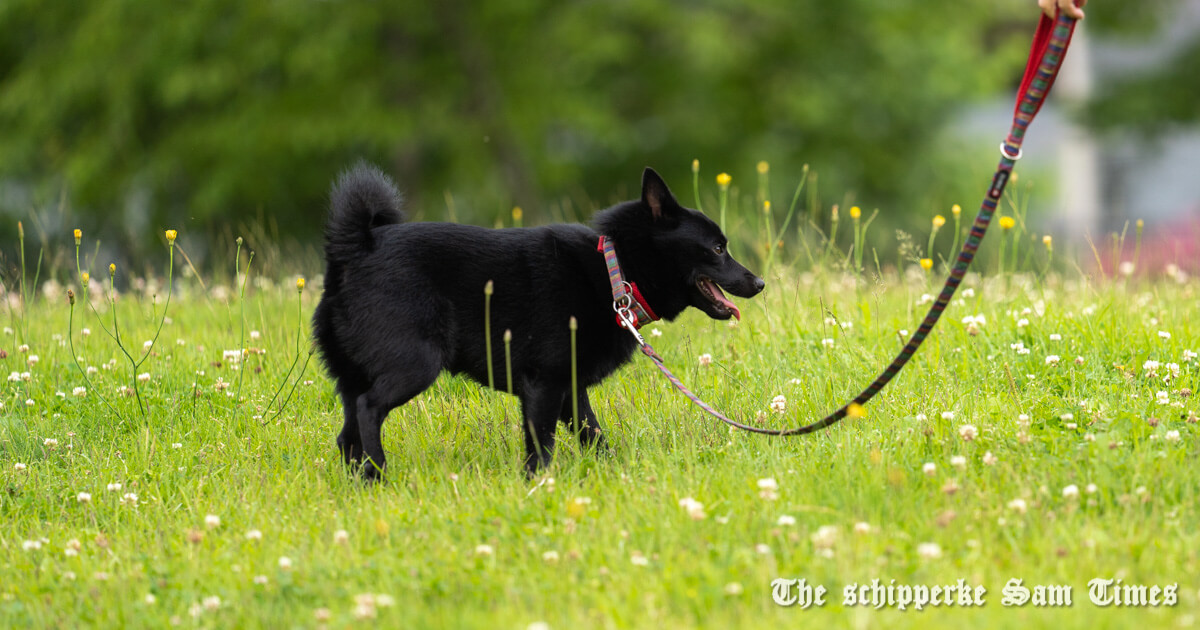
1, 229, 1198, 629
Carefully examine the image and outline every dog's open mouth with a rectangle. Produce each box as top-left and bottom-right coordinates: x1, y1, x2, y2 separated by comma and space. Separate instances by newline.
697, 276, 741, 320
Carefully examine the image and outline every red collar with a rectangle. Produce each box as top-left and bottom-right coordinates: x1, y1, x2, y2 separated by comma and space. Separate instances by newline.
597, 236, 659, 329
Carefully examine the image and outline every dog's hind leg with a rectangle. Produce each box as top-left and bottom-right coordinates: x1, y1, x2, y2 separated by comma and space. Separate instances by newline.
560, 388, 607, 453
520, 384, 566, 478
336, 387, 364, 466
355, 355, 441, 481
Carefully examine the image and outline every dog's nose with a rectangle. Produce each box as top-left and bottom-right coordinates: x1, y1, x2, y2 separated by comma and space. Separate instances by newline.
752, 276, 765, 294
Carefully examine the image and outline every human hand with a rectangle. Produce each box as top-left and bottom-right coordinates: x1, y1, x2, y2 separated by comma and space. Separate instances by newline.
1038, 0, 1087, 20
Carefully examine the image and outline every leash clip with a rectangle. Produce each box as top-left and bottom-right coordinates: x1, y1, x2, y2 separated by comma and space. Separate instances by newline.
613, 302, 646, 346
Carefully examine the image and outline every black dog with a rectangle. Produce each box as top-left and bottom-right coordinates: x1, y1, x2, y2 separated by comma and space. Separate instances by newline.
313, 163, 764, 479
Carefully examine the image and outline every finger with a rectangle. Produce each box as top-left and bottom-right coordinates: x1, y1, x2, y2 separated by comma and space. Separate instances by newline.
1058, 0, 1086, 19
1038, 0, 1056, 19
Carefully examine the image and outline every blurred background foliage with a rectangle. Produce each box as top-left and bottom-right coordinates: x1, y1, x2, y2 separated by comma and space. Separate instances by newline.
0, 0, 1190, 274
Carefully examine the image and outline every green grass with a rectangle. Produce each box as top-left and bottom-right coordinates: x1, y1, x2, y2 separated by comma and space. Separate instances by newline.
1, 249, 1198, 629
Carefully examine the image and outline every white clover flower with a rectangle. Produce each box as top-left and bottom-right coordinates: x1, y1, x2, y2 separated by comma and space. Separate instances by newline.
253, 575, 268, 585
7, 372, 21, 383
1183, 350, 1198, 363
474, 545, 494, 557
121, 492, 139, 506
1165, 363, 1181, 381
22, 540, 42, 551
725, 582, 744, 595
958, 424, 978, 441
982, 451, 998, 466
44, 438, 59, 448
1158, 331, 1171, 340
542, 550, 560, 564
1119, 261, 1136, 276
1143, 360, 1161, 378
72, 386, 87, 397
107, 482, 122, 492
941, 411, 955, 420
204, 514, 221, 528
899, 329, 910, 338
245, 529, 263, 541
1060, 413, 1074, 422
915, 413, 927, 421
821, 338, 835, 348
916, 542, 943, 560
918, 294, 933, 305
776, 515, 797, 526
17, 344, 28, 353
1017, 318, 1030, 328
678, 497, 706, 520
962, 288, 976, 298
1007, 498, 1028, 514
250, 330, 261, 340
650, 328, 662, 337
202, 596, 221, 611
222, 349, 243, 364
698, 353, 713, 367
137, 373, 151, 383
1049, 333, 1062, 341
1045, 355, 1060, 366
754, 543, 771, 555
922, 462, 937, 476
1156, 391, 1170, 405
278, 556, 294, 570
1165, 430, 1181, 443
1085, 483, 1098, 494
769, 395, 786, 414
27, 354, 39, 367
630, 552, 650, 566
333, 529, 350, 544
854, 522, 872, 534
950, 455, 967, 469
1062, 485, 1080, 499
77, 492, 92, 503
143, 340, 154, 352
810, 525, 838, 549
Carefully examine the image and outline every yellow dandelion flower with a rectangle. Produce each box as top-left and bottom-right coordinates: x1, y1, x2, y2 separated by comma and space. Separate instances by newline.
756, 161, 769, 174
932, 215, 946, 228
165, 229, 177, 243
919, 258, 933, 271
1136, 218, 1144, 230
716, 173, 732, 188
763, 201, 771, 214
691, 159, 699, 173
73, 228, 82, 244
109, 263, 116, 275
296, 277, 306, 291
511, 207, 523, 222
999, 216, 1015, 230
849, 206, 861, 219
847, 403, 866, 419
951, 204, 962, 216
1043, 235, 1053, 248
81, 272, 89, 285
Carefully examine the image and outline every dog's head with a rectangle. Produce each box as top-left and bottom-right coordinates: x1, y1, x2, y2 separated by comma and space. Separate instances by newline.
594, 168, 765, 321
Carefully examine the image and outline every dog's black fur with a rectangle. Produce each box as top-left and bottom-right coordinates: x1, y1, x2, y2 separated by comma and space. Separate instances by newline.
313, 163, 764, 479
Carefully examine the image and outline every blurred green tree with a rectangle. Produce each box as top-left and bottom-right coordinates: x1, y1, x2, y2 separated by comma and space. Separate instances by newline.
1, 0, 1051, 250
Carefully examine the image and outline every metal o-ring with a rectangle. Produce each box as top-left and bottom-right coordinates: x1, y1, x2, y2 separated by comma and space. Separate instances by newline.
999, 143, 1023, 161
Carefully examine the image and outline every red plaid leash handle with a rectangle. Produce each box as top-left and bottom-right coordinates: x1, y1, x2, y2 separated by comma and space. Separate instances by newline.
629, 9, 1080, 436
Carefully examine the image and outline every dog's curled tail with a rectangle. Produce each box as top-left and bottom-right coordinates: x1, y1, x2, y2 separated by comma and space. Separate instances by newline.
325, 161, 405, 264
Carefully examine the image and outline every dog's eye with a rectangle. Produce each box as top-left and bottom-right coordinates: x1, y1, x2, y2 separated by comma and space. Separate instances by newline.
713, 244, 725, 255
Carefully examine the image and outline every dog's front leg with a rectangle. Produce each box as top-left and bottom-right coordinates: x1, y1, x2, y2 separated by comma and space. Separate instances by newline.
520, 385, 565, 478
560, 388, 607, 453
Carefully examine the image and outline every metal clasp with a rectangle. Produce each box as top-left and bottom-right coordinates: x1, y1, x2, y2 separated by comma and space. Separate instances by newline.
613, 301, 645, 346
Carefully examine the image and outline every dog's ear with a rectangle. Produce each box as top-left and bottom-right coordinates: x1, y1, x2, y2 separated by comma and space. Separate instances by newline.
641, 167, 678, 220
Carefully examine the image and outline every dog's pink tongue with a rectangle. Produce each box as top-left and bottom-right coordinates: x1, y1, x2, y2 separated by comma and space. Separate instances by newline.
704, 279, 741, 320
